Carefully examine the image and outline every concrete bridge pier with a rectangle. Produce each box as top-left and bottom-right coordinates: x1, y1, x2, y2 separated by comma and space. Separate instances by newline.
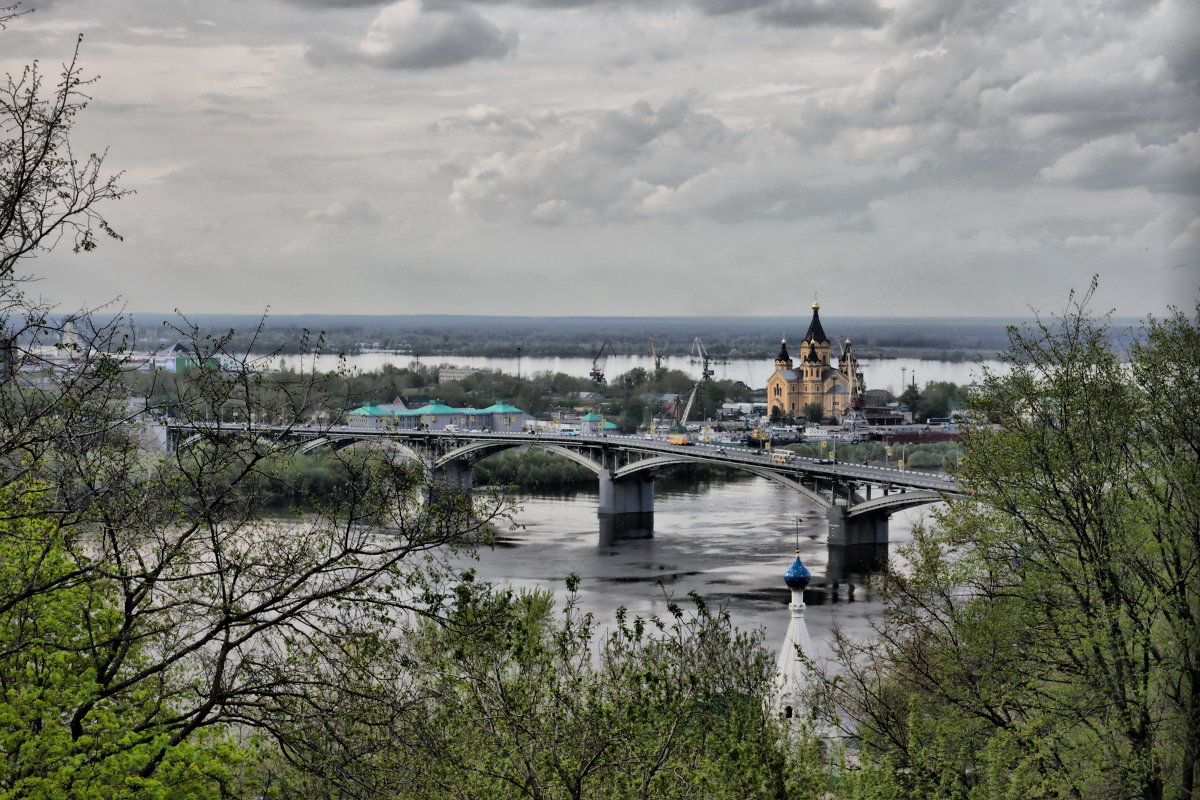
826, 502, 889, 579
432, 459, 474, 492
597, 469, 654, 545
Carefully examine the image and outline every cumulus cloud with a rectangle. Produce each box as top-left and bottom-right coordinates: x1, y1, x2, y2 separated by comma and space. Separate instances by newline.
282, 0, 389, 7
17, 0, 1191, 317
757, 0, 890, 28
425, 0, 890, 28
1149, 0, 1200, 82
446, 92, 910, 226
429, 0, 610, 6
690, 0, 772, 15
306, 1, 516, 69
304, 196, 381, 225
1041, 130, 1200, 194
433, 104, 548, 137
450, 94, 744, 223
890, 0, 963, 40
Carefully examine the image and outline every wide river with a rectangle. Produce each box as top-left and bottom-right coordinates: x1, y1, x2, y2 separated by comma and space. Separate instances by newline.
281, 349, 971, 656
281, 352, 1004, 393
457, 475, 940, 662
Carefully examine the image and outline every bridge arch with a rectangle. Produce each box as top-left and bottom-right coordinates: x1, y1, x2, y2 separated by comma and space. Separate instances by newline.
300, 435, 426, 463
733, 466, 833, 509
177, 433, 204, 451
435, 441, 604, 475
845, 490, 945, 517
613, 455, 833, 508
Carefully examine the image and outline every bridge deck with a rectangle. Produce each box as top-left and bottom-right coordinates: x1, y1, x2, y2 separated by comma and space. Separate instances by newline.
165, 422, 961, 496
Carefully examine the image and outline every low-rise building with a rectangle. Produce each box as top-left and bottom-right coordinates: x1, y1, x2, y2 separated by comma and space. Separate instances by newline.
346, 399, 528, 432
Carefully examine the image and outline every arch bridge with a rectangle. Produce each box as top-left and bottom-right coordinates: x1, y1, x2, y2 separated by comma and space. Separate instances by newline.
165, 423, 961, 565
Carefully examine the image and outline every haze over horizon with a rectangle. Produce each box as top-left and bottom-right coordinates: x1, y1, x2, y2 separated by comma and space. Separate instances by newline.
4, 0, 1197, 319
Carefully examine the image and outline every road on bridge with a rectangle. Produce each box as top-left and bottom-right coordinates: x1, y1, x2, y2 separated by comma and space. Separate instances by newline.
169, 421, 960, 495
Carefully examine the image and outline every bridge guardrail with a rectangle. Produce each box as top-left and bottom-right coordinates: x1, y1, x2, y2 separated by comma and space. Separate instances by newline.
164, 422, 960, 495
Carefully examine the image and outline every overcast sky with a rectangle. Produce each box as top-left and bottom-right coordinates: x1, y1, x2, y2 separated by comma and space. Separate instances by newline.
4, 0, 1197, 318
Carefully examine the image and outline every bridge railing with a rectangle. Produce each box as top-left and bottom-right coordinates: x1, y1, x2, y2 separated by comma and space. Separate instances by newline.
164, 422, 961, 495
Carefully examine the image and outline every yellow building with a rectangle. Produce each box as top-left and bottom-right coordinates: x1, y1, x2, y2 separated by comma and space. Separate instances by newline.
767, 302, 864, 421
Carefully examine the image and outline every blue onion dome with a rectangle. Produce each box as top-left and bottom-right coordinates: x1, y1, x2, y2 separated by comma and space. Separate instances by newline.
784, 554, 811, 590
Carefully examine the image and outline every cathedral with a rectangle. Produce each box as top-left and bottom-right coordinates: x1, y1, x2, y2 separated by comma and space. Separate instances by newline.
767, 302, 864, 421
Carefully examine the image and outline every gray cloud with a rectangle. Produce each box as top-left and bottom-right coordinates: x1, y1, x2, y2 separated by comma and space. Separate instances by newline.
757, 0, 890, 28
450, 94, 742, 223
433, 104, 549, 137
306, 1, 516, 69
890, 0, 1014, 42
1154, 0, 1200, 82
890, 0, 962, 40
304, 196, 381, 225
280, 0, 390, 7
427, 0, 611, 6
690, 0, 772, 15
424, 0, 892, 28
1041, 131, 1200, 195
8, 0, 1191, 318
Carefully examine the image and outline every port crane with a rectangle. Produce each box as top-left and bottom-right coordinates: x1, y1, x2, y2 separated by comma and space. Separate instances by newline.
675, 338, 716, 428
589, 339, 616, 384
648, 335, 663, 371
689, 337, 715, 381
678, 382, 701, 428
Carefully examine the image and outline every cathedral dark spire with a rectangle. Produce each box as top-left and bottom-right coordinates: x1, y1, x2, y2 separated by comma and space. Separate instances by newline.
776, 337, 790, 363
803, 301, 828, 345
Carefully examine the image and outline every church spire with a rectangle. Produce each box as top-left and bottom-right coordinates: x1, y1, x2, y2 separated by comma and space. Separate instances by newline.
775, 337, 793, 371
803, 301, 828, 345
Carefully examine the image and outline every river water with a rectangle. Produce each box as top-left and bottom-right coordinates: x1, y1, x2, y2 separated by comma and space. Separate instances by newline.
461, 475, 942, 662
276, 347, 970, 655
280, 352, 1005, 393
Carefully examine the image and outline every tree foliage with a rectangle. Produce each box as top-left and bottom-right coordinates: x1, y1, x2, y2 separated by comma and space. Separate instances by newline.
0, 5, 128, 278
820, 286, 1200, 800
0, 16, 516, 796
263, 581, 826, 799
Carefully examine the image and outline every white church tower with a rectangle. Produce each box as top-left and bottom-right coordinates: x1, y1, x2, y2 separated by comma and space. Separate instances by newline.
776, 550, 814, 720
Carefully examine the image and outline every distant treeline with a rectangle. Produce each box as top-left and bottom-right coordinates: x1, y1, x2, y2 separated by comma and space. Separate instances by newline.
105, 313, 1143, 361
100, 311, 1142, 362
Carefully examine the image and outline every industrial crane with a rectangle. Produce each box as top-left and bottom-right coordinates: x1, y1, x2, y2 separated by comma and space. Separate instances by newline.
689, 337, 715, 381
679, 382, 701, 427
676, 337, 718, 427
648, 335, 663, 371
589, 339, 615, 384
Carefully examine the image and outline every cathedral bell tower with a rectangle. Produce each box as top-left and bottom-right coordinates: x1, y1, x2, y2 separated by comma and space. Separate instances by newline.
775, 337, 793, 372
802, 301, 831, 368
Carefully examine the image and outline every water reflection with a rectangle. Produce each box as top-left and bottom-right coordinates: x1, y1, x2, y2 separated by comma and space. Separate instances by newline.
463, 475, 942, 660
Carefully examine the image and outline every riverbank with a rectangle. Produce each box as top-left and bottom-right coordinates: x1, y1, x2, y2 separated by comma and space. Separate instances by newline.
474, 448, 749, 488
779, 441, 964, 472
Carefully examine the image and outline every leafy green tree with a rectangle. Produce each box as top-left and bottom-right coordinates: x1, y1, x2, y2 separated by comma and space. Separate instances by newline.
819, 286, 1200, 800
0, 14, 515, 795
0, 6, 128, 278
912, 380, 960, 420
0, 482, 273, 799
265, 580, 826, 799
